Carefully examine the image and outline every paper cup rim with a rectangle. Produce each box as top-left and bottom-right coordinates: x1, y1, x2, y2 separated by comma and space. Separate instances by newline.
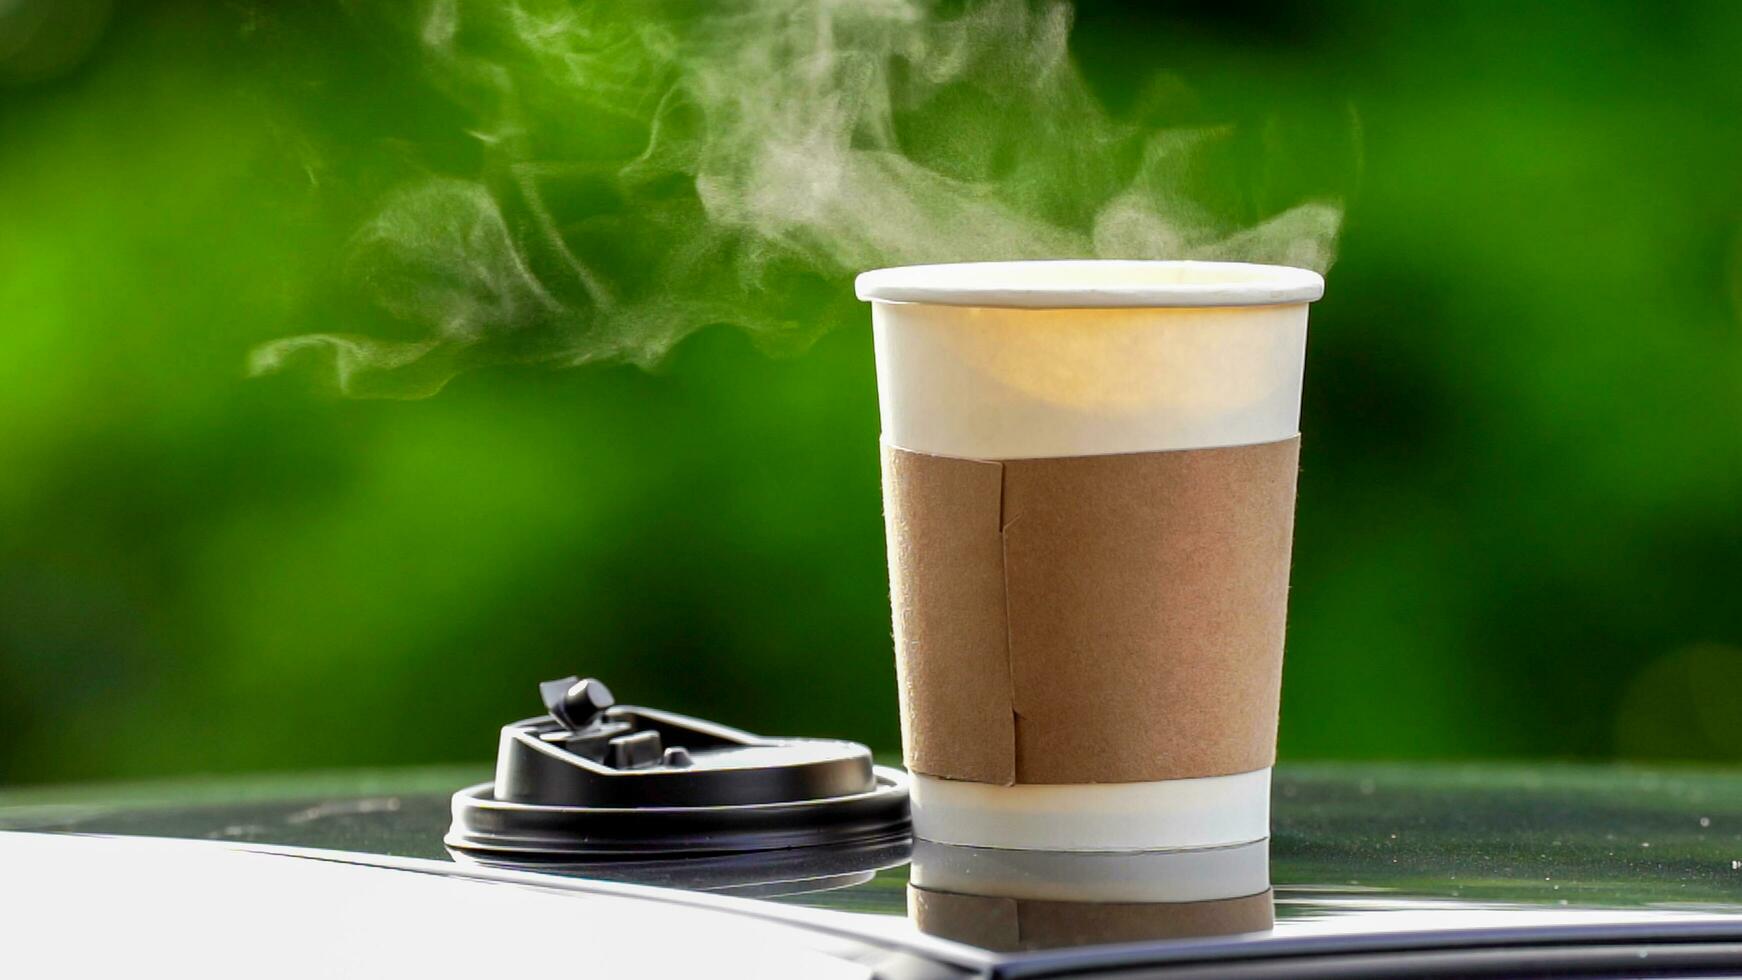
855, 259, 1324, 309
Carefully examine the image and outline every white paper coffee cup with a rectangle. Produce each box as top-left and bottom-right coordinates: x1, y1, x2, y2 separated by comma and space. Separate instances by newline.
858, 260, 1323, 852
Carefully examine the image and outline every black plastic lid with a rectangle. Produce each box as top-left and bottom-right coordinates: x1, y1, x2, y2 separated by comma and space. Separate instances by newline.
446, 676, 910, 860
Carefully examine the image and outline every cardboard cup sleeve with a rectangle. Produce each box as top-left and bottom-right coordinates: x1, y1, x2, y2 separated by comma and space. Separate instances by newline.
881, 436, 1300, 786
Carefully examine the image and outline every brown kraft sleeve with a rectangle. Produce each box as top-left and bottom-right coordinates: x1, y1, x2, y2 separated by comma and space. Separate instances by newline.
880, 436, 1300, 785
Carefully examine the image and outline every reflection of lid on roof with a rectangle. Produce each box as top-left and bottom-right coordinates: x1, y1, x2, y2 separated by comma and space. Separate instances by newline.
446, 675, 910, 860
856, 260, 1325, 309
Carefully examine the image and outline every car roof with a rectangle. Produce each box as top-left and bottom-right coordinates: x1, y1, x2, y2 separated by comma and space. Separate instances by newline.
5, 762, 1742, 976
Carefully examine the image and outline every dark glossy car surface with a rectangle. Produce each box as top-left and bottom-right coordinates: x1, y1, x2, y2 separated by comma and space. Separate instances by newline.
6, 762, 1742, 977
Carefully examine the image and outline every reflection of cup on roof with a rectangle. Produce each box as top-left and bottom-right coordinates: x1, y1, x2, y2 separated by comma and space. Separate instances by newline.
908, 839, 1274, 951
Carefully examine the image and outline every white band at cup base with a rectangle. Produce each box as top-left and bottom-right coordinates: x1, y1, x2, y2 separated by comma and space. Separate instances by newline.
909, 768, 1271, 852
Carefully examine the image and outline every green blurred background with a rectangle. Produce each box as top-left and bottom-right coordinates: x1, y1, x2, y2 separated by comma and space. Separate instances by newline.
2, 0, 1740, 785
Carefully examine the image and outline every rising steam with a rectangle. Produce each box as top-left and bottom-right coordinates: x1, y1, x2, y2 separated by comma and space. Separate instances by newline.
250, 0, 1347, 397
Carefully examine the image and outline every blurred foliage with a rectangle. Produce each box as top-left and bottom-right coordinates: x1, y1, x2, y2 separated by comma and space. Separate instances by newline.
1, 0, 1740, 784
